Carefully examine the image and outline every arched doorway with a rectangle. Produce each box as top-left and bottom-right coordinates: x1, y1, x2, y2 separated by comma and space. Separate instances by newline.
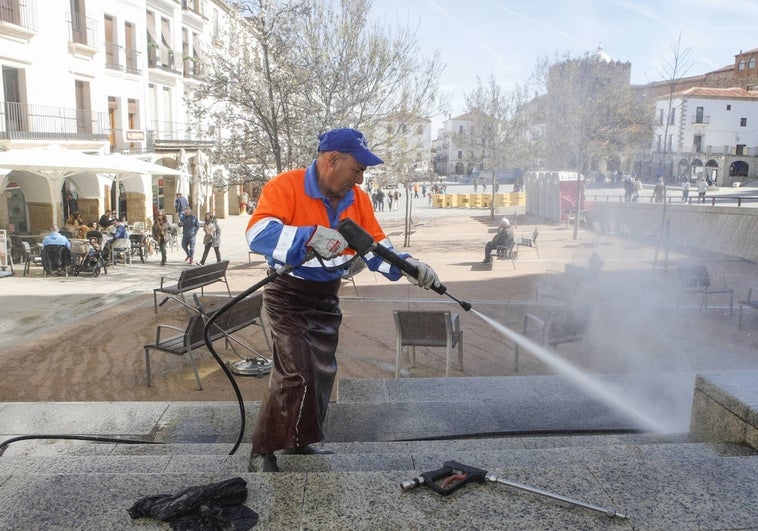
4, 182, 29, 234
729, 160, 749, 181
690, 158, 704, 182
705, 159, 720, 185
677, 158, 689, 181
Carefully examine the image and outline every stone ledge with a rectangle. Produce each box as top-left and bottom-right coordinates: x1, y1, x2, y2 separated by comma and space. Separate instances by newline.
690, 371, 758, 449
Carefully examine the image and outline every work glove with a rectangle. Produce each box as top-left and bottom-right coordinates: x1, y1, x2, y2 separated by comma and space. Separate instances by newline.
307, 225, 348, 259
403, 257, 440, 290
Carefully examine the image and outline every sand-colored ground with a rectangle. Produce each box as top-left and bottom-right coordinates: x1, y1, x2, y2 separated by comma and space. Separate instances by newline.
1, 213, 757, 404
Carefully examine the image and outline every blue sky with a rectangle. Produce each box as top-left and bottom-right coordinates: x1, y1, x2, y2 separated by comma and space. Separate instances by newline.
369, 0, 758, 130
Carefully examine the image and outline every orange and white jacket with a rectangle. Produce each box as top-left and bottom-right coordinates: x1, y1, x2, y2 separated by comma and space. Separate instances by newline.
245, 162, 407, 282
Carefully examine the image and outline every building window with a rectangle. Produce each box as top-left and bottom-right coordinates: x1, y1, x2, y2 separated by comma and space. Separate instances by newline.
457, 150, 462, 160
727, 104, 731, 111
740, 117, 747, 127
658, 108, 664, 125
695, 106, 704, 124
656, 135, 661, 151
693, 134, 703, 153
738, 59, 746, 70
668, 108, 676, 125
750, 57, 756, 69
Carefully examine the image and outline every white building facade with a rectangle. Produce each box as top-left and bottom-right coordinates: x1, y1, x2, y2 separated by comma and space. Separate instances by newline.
653, 87, 758, 185
0, 0, 237, 236
431, 113, 478, 179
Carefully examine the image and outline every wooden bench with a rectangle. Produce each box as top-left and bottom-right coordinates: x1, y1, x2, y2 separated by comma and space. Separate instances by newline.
153, 260, 231, 312
738, 287, 758, 329
144, 292, 270, 390
677, 264, 733, 314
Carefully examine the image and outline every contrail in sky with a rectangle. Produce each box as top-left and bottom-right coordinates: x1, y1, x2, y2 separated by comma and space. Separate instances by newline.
486, 1, 591, 49
423, 0, 517, 78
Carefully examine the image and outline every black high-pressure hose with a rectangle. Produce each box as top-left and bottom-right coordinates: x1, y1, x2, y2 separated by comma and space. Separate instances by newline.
201, 267, 290, 455
0, 257, 315, 458
203, 249, 353, 456
2, 223, 470, 458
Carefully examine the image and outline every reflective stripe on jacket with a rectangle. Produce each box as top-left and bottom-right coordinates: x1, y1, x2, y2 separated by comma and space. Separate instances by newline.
246, 161, 407, 282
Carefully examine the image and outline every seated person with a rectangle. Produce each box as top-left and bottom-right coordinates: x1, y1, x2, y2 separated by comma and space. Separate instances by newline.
483, 218, 515, 264
112, 219, 128, 240
42, 225, 71, 250
64, 213, 80, 236
42, 225, 71, 274
98, 209, 115, 229
88, 236, 101, 254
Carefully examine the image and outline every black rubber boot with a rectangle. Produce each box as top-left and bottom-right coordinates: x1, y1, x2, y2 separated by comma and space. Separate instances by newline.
248, 452, 281, 472
281, 445, 334, 455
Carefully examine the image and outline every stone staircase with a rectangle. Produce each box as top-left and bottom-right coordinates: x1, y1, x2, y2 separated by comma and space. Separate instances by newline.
1, 373, 757, 530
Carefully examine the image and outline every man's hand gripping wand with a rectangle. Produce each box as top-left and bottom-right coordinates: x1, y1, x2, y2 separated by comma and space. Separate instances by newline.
336, 218, 471, 311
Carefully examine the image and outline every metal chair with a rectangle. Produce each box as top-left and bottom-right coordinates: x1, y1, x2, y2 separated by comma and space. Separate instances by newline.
167, 224, 179, 252
517, 228, 539, 258
40, 244, 71, 277
129, 233, 147, 263
20, 241, 43, 276
110, 238, 132, 265
495, 240, 517, 269
513, 307, 589, 371
393, 310, 463, 378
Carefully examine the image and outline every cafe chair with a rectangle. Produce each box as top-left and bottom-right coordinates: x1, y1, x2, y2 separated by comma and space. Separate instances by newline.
40, 244, 71, 277
393, 310, 463, 378
110, 238, 132, 265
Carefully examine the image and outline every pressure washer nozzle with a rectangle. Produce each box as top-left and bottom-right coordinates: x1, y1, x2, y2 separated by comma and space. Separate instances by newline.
445, 292, 472, 311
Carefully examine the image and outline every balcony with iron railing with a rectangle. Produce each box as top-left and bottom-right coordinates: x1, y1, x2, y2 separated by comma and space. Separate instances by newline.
0, 102, 109, 141
692, 116, 711, 125
0, 0, 38, 39
67, 10, 98, 57
150, 120, 215, 148
104, 42, 142, 75
181, 0, 205, 18
147, 42, 181, 76
182, 56, 203, 79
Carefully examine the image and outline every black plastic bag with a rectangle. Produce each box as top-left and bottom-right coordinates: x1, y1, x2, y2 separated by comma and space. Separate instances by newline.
128, 476, 258, 530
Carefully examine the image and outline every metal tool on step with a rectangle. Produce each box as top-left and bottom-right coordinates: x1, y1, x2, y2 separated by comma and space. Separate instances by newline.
401, 461, 628, 520
337, 218, 472, 311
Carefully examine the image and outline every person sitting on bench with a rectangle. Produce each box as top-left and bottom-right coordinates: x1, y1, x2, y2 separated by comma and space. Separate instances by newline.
483, 218, 515, 264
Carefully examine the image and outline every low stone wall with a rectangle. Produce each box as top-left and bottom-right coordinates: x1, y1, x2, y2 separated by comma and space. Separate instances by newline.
587, 201, 758, 263
690, 372, 758, 449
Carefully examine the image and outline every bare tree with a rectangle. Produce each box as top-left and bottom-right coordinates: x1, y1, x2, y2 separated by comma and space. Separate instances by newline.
655, 33, 692, 184
652, 33, 692, 268
189, 0, 443, 194
459, 76, 532, 219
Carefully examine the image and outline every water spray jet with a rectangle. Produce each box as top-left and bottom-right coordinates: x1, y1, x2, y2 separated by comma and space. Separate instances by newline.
472, 308, 670, 434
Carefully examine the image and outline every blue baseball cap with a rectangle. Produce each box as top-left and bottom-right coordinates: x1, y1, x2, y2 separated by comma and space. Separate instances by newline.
317, 128, 383, 166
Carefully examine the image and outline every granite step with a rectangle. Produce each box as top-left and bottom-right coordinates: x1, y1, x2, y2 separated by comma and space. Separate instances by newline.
1, 447, 757, 530
2, 439, 753, 476
328, 373, 698, 440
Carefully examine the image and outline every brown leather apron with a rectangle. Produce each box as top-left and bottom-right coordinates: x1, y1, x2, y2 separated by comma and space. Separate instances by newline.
251, 272, 342, 455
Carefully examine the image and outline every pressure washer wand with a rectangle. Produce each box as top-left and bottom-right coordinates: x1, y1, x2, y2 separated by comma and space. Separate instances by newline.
484, 472, 628, 519
401, 461, 628, 520
337, 218, 471, 311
